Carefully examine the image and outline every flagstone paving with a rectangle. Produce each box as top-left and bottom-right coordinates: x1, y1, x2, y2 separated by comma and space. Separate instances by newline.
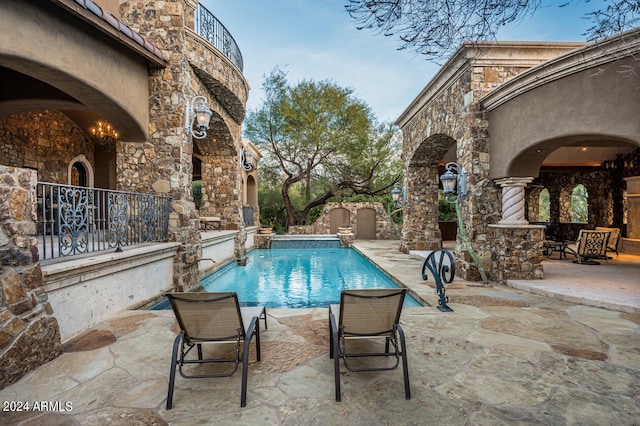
1, 241, 639, 425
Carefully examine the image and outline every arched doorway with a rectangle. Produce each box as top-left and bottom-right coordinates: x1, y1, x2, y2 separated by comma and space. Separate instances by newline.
356, 208, 376, 239
330, 208, 350, 234
68, 155, 94, 188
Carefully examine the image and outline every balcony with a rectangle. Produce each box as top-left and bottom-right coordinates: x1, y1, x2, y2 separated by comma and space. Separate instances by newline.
35, 182, 171, 261
194, 4, 243, 71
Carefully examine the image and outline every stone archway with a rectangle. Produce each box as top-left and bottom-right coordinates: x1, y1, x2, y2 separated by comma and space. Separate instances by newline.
401, 134, 456, 253
196, 113, 242, 229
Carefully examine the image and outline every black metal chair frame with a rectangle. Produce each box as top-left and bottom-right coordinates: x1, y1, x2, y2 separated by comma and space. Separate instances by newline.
329, 289, 410, 402
166, 292, 262, 409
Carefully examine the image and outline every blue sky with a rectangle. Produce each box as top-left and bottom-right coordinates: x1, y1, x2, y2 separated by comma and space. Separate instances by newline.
201, 1, 603, 122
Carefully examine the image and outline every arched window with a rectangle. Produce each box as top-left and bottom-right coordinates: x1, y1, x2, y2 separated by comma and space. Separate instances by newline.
67, 155, 94, 188
538, 188, 550, 222
571, 184, 588, 223
71, 162, 87, 187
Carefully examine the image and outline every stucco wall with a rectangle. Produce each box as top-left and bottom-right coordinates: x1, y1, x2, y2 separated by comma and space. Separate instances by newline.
43, 243, 179, 342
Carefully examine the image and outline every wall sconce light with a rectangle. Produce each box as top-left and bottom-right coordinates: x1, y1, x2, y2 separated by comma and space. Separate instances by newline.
440, 162, 467, 203
89, 120, 118, 152
391, 182, 406, 208
185, 96, 213, 139
240, 145, 254, 171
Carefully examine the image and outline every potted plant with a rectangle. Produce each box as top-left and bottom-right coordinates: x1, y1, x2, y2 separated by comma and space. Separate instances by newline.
258, 225, 273, 234
338, 226, 352, 234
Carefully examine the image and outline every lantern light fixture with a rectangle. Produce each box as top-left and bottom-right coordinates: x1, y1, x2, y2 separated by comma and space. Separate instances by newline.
440, 162, 467, 203
391, 182, 406, 208
185, 96, 213, 139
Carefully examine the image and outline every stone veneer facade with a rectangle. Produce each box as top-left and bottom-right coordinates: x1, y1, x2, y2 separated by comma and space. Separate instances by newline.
397, 55, 530, 281
117, 0, 248, 291
0, 111, 96, 184
0, 167, 62, 387
526, 148, 640, 241
1, 0, 251, 387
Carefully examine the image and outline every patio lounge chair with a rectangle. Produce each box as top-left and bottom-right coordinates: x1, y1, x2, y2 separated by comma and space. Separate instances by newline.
565, 230, 610, 265
165, 292, 264, 409
595, 226, 621, 258
329, 288, 410, 401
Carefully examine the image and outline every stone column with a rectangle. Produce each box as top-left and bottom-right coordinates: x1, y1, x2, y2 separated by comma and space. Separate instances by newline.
495, 177, 534, 225
0, 166, 62, 388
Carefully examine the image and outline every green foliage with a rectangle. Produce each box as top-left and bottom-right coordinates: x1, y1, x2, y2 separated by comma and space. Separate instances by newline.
571, 184, 589, 223
538, 188, 550, 222
192, 181, 202, 210
258, 184, 286, 231
245, 67, 402, 228
346, 0, 640, 63
438, 190, 457, 221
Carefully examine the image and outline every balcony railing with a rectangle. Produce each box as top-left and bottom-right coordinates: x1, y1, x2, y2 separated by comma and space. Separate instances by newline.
194, 4, 243, 71
35, 182, 171, 261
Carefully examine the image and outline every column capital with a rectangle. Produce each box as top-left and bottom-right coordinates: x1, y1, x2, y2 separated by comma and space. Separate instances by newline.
494, 177, 534, 188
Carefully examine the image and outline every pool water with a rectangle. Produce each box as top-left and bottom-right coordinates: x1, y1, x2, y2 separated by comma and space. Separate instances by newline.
152, 248, 421, 309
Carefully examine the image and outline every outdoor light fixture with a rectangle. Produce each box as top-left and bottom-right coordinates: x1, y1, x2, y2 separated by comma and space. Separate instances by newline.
439, 161, 488, 284
440, 162, 467, 203
391, 182, 406, 208
240, 145, 254, 171
185, 96, 213, 139
89, 120, 118, 152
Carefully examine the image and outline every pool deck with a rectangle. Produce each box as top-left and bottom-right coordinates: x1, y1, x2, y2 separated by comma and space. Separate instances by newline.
1, 240, 639, 425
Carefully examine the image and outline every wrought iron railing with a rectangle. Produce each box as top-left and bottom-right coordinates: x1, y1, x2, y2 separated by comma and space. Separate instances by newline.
35, 182, 171, 261
194, 4, 243, 71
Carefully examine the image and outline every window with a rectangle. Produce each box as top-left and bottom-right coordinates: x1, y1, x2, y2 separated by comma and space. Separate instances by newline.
538, 188, 550, 222
571, 184, 588, 223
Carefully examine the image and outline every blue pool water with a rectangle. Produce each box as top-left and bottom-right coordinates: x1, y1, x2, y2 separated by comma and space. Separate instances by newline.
152, 248, 421, 309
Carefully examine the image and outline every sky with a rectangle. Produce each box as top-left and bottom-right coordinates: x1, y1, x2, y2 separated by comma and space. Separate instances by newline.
200, 0, 604, 123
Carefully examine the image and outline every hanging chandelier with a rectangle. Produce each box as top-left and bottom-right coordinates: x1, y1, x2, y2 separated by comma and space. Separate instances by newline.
89, 120, 118, 152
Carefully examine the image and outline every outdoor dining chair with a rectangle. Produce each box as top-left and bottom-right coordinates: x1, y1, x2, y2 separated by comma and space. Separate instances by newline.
165, 292, 264, 409
565, 230, 610, 265
329, 288, 410, 401
595, 226, 621, 258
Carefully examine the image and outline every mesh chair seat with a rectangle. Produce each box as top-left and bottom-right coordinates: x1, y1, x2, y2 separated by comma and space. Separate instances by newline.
165, 292, 264, 408
329, 288, 410, 401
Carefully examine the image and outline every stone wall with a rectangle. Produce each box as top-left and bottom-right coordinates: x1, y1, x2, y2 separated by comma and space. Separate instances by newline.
0, 166, 62, 388
287, 202, 397, 239
0, 110, 95, 184
489, 225, 545, 283
118, 1, 202, 291
527, 169, 617, 240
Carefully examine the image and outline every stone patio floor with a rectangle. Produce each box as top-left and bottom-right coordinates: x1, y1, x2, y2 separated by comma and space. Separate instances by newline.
1, 240, 639, 425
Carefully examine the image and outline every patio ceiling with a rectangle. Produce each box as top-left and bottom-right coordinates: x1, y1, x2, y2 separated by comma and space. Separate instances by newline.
542, 144, 636, 167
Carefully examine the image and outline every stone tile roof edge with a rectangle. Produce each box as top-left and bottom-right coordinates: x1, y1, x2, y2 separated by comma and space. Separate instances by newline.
69, 0, 166, 63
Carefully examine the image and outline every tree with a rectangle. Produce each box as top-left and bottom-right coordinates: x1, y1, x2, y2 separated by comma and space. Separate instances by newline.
345, 0, 640, 62
244, 68, 402, 228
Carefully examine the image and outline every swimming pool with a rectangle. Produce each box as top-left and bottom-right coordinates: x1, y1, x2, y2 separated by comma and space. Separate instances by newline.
152, 248, 421, 309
